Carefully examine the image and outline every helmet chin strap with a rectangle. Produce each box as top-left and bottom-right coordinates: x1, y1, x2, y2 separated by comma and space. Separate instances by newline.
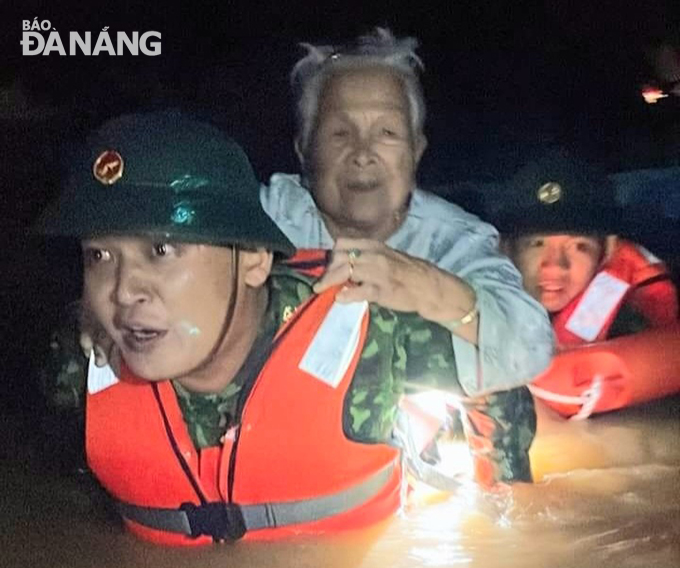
177, 246, 241, 380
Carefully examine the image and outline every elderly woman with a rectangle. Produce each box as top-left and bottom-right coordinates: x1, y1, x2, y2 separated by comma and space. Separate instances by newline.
80, 30, 552, 484
258, 29, 553, 484
262, 28, 552, 398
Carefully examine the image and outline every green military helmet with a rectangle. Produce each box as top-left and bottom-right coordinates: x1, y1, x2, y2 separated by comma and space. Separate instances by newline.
36, 110, 295, 256
494, 146, 623, 237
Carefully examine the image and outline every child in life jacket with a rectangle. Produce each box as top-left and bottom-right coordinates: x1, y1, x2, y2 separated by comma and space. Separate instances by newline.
496, 147, 680, 417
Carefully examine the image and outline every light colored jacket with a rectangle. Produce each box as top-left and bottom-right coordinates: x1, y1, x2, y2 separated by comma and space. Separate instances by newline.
261, 174, 554, 397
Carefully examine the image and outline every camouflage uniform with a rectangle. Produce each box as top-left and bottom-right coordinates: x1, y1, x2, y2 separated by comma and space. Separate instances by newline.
40, 265, 535, 484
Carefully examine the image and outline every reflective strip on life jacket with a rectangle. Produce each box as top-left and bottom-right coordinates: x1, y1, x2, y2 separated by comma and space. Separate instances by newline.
563, 271, 630, 342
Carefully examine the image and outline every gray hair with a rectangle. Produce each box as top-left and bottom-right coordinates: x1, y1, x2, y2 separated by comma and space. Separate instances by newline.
291, 27, 426, 155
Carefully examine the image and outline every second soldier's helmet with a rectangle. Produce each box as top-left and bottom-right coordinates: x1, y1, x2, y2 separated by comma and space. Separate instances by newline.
36, 110, 295, 256
493, 146, 623, 238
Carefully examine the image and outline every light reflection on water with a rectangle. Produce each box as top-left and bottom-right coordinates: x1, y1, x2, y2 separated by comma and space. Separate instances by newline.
2, 396, 678, 568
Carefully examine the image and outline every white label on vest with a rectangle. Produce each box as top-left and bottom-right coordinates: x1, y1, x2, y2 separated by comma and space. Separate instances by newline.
298, 300, 368, 388
87, 351, 119, 394
565, 272, 630, 341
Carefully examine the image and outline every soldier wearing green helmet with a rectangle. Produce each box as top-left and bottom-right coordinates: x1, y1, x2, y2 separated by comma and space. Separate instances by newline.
39, 111, 295, 255
495, 146, 677, 348
39, 110, 520, 544
37, 110, 294, 389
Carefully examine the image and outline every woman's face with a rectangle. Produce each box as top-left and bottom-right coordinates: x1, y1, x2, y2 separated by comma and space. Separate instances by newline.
512, 233, 604, 313
302, 66, 426, 241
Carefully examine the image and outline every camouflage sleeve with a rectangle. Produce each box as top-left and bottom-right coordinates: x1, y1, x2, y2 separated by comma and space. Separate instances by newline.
343, 308, 467, 444
393, 312, 537, 484
39, 301, 88, 412
399, 313, 466, 395
344, 308, 403, 443
37, 301, 89, 474
459, 387, 536, 484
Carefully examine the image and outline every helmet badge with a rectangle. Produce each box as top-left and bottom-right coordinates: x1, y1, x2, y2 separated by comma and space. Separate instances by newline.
537, 182, 562, 205
93, 150, 124, 185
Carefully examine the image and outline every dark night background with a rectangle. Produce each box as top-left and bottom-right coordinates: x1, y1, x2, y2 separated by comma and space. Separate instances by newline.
1, 1, 680, 418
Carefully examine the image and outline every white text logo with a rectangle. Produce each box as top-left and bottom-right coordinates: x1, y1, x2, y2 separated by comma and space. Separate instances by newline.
21, 19, 161, 56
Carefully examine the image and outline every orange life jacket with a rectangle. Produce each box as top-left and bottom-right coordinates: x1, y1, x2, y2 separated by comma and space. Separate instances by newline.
531, 323, 680, 418
86, 287, 402, 546
553, 240, 677, 347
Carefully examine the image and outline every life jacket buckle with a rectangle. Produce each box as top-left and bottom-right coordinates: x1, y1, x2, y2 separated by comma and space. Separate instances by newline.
179, 501, 247, 541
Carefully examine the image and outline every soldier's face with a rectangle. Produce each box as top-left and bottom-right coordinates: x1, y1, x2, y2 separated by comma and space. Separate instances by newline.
82, 236, 237, 381
301, 67, 426, 240
512, 233, 604, 313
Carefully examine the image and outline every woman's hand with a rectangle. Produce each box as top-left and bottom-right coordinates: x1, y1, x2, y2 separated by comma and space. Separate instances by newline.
313, 238, 479, 343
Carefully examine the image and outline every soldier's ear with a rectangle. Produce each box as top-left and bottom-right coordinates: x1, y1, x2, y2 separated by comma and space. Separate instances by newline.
241, 249, 273, 288
601, 235, 618, 266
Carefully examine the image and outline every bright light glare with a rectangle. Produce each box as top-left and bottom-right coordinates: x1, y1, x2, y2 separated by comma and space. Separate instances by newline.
642, 87, 668, 104
404, 390, 476, 502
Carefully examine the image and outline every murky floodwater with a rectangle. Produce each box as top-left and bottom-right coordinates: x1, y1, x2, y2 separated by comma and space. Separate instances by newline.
2, 396, 678, 568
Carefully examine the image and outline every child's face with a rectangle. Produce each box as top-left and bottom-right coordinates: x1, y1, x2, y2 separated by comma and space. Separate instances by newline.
81, 235, 237, 381
512, 233, 604, 313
